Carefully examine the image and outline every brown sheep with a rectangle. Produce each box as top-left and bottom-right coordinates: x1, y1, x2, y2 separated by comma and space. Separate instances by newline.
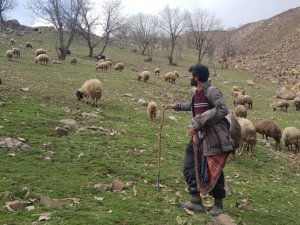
12, 48, 20, 58
273, 100, 289, 112
147, 101, 157, 122
234, 105, 247, 118
256, 120, 281, 150
234, 94, 253, 108
70, 58, 77, 65
138, 70, 150, 82
237, 117, 257, 157
114, 62, 124, 71
154, 68, 160, 75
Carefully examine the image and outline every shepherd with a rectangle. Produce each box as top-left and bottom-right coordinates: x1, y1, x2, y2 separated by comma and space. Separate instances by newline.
170, 64, 234, 216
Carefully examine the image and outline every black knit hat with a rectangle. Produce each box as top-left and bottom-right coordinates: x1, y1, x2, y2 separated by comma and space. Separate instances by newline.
189, 64, 209, 82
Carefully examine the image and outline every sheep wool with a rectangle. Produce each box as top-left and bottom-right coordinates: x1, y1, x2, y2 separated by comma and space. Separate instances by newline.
35, 54, 49, 65
282, 127, 300, 153
138, 70, 150, 82
234, 105, 247, 118
6, 50, 13, 60
35, 48, 47, 56
76, 79, 103, 107
147, 101, 157, 122
256, 120, 281, 150
237, 117, 257, 157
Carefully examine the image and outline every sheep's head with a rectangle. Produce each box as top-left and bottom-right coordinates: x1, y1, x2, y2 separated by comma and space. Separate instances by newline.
76, 90, 84, 101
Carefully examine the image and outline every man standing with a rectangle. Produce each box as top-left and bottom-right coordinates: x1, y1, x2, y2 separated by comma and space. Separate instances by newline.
171, 64, 233, 216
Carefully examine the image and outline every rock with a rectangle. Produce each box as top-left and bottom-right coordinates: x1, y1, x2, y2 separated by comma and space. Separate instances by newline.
138, 98, 148, 106
0, 137, 30, 150
21, 87, 29, 92
59, 119, 77, 128
5, 200, 25, 212
40, 196, 63, 209
55, 127, 68, 138
111, 180, 126, 191
43, 143, 58, 150
217, 213, 237, 225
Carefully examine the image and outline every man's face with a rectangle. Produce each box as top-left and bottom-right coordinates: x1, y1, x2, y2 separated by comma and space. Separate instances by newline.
190, 75, 198, 87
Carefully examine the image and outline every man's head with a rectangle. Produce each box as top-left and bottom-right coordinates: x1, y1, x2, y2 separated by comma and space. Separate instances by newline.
189, 64, 210, 86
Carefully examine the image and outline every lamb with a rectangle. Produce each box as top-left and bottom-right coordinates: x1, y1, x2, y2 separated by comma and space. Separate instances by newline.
154, 68, 160, 75
233, 105, 247, 118
96, 62, 109, 71
76, 79, 103, 107
237, 117, 257, 157
138, 70, 150, 82
10, 38, 15, 45
6, 50, 13, 60
273, 100, 289, 112
256, 120, 281, 150
35, 48, 47, 56
114, 62, 124, 71
25, 42, 33, 49
12, 48, 20, 58
164, 71, 179, 84
70, 58, 77, 65
35, 54, 49, 65
282, 127, 300, 153
234, 94, 253, 108
147, 101, 157, 122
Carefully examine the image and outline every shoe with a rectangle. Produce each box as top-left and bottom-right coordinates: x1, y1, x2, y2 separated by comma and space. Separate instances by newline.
208, 198, 223, 216
179, 201, 205, 213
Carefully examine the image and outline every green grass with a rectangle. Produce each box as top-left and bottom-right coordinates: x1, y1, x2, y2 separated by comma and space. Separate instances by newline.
0, 30, 299, 225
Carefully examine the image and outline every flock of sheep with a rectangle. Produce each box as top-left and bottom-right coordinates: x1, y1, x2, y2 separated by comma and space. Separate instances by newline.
231, 85, 300, 156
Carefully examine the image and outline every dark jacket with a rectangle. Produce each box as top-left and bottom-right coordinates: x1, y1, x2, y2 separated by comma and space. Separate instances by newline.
174, 82, 233, 156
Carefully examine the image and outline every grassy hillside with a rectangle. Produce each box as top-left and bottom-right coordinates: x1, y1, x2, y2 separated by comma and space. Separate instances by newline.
0, 30, 299, 225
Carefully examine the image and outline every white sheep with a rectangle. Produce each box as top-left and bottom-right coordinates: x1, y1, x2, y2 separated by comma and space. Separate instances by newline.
76, 79, 103, 107
273, 100, 289, 112
237, 117, 257, 157
154, 68, 160, 75
164, 71, 179, 84
35, 54, 49, 65
35, 48, 47, 56
6, 50, 13, 60
147, 101, 157, 122
282, 127, 300, 153
96, 62, 109, 71
114, 62, 124, 71
12, 48, 20, 58
138, 70, 150, 82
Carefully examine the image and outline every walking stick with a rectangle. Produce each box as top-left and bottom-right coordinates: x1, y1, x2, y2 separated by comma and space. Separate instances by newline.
157, 105, 172, 191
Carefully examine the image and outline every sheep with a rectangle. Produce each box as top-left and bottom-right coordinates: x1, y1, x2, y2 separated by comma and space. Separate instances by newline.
233, 105, 247, 118
138, 70, 150, 82
105, 60, 112, 68
35, 54, 49, 65
282, 127, 300, 153
273, 100, 289, 112
76, 79, 103, 107
226, 114, 242, 160
70, 58, 77, 65
96, 62, 109, 72
10, 38, 15, 45
143, 67, 149, 71
25, 42, 33, 49
154, 68, 160, 75
114, 62, 124, 71
256, 120, 281, 150
35, 48, 47, 56
96, 54, 105, 61
147, 101, 157, 122
12, 48, 20, 58
105, 58, 112, 62
237, 117, 257, 157
6, 50, 13, 60
234, 94, 253, 108
164, 71, 179, 84
293, 98, 300, 111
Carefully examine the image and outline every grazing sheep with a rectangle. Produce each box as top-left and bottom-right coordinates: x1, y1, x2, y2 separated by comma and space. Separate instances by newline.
105, 58, 112, 62
164, 71, 179, 84
234, 94, 253, 108
282, 127, 300, 153
234, 105, 247, 118
70, 58, 77, 65
96, 62, 109, 71
35, 54, 49, 65
273, 100, 289, 112
237, 117, 257, 157
10, 38, 15, 45
105, 60, 112, 68
25, 42, 33, 49
154, 68, 160, 75
147, 101, 157, 122
256, 120, 281, 150
35, 48, 47, 56
114, 62, 124, 71
6, 50, 13, 60
226, 114, 242, 156
12, 48, 20, 58
76, 79, 103, 107
138, 70, 150, 82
